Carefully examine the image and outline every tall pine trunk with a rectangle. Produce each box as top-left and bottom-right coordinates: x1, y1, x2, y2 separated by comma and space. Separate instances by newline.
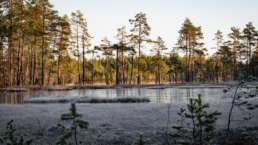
115, 47, 120, 85
41, 7, 46, 86
8, 0, 13, 87
82, 35, 86, 85
129, 56, 134, 85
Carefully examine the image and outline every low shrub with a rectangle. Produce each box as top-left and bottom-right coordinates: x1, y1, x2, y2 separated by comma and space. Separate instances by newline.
0, 120, 32, 145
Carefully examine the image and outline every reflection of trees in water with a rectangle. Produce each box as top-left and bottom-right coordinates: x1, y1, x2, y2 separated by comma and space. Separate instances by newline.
171, 88, 181, 104
185, 88, 211, 103
0, 88, 225, 104
116, 88, 126, 98
186, 88, 191, 104
77, 89, 87, 97
166, 88, 191, 104
0, 92, 25, 104
156, 89, 161, 103
168, 88, 194, 104
137, 88, 142, 97
156, 89, 169, 103
106, 89, 112, 98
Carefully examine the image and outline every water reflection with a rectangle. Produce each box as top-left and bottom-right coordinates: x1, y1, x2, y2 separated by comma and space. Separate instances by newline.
0, 92, 27, 104
0, 87, 225, 104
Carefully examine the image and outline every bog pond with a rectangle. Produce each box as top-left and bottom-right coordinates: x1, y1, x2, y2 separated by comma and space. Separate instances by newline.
1, 85, 258, 145
0, 86, 230, 104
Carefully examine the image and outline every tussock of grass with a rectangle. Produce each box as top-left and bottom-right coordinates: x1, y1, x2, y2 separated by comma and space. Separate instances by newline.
77, 97, 151, 103
25, 97, 150, 104
25, 99, 70, 104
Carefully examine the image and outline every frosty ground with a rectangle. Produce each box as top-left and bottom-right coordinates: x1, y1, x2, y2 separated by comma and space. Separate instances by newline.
1, 102, 258, 145
0, 84, 258, 145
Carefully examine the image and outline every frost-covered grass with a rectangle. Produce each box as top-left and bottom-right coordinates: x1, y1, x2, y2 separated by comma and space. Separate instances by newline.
0, 102, 258, 145
1, 84, 258, 144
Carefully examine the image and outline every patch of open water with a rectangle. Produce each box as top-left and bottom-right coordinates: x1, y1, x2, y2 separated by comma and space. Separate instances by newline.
0, 86, 228, 104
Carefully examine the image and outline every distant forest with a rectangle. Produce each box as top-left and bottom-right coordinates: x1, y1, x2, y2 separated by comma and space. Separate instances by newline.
0, 0, 258, 87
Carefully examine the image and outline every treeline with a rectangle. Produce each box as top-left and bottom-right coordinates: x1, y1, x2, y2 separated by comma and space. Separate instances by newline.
0, 0, 258, 87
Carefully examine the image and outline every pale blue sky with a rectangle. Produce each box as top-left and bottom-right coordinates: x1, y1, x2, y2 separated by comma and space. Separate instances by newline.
49, 0, 258, 55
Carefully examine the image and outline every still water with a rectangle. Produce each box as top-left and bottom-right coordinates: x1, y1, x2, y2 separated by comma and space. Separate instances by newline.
0, 87, 226, 104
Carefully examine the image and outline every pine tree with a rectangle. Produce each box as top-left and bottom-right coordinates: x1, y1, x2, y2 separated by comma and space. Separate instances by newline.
71, 10, 84, 84
99, 37, 113, 85
151, 36, 167, 84
176, 18, 203, 82
116, 26, 126, 85
212, 30, 225, 82
37, 0, 55, 86
228, 27, 241, 80
86, 47, 98, 84
55, 15, 71, 85
81, 16, 91, 85
0, 0, 8, 87
242, 22, 257, 77
129, 12, 151, 85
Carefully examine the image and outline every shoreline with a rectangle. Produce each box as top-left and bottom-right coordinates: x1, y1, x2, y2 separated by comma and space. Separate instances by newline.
0, 82, 241, 92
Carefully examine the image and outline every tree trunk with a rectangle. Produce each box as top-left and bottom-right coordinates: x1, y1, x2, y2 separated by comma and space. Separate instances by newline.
82, 35, 86, 85
115, 47, 120, 85
20, 35, 24, 86
33, 42, 37, 85
0, 37, 5, 87
8, 0, 13, 87
137, 25, 142, 85
122, 48, 125, 84
129, 56, 134, 85
158, 61, 161, 85
41, 7, 46, 86
57, 55, 61, 85
76, 25, 80, 84
16, 33, 21, 86
91, 52, 94, 84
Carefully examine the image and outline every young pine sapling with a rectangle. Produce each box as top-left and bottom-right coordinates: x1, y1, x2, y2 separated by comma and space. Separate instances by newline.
56, 103, 89, 145
135, 134, 146, 145
172, 94, 221, 145
0, 120, 32, 145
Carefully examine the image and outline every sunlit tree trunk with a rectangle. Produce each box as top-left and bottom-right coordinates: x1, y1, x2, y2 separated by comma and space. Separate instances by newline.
129, 56, 134, 85
82, 34, 86, 85
7, 0, 13, 87
41, 6, 46, 86
115, 47, 120, 85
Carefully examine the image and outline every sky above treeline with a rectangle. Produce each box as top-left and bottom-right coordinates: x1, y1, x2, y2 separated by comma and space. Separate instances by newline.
49, 0, 258, 55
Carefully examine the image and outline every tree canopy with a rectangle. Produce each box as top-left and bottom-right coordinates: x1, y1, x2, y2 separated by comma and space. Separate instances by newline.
0, 0, 257, 87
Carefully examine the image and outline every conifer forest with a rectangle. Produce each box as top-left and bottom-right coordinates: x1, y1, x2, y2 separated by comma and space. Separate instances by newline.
0, 0, 258, 145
